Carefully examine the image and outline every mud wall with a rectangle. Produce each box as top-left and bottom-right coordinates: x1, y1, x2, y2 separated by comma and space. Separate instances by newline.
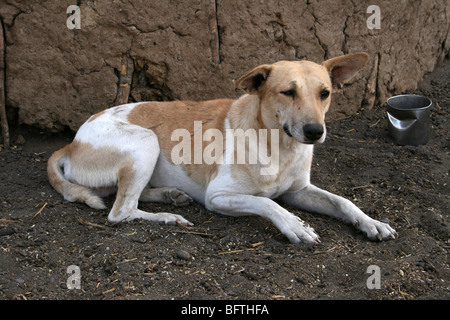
1, 0, 449, 132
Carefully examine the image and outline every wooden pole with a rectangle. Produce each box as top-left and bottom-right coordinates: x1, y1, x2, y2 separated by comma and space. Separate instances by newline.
208, 0, 220, 64
364, 54, 379, 110
0, 19, 9, 147
114, 54, 134, 105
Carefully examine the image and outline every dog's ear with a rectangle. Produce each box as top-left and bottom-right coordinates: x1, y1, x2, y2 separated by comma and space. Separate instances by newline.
236, 64, 272, 94
322, 53, 369, 89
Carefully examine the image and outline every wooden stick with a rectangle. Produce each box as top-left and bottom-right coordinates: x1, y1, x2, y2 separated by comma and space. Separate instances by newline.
364, 53, 379, 110
369, 119, 380, 128
351, 184, 372, 190
250, 241, 264, 247
0, 218, 19, 223
172, 230, 213, 237
114, 54, 134, 105
208, 0, 221, 64
31, 202, 47, 220
77, 218, 106, 230
0, 19, 9, 147
102, 288, 115, 295
218, 248, 255, 255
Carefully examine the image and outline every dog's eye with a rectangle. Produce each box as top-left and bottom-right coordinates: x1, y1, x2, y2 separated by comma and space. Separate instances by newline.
281, 90, 296, 98
320, 89, 330, 100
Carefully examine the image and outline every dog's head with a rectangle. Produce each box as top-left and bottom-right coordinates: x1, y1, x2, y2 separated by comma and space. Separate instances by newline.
236, 53, 369, 144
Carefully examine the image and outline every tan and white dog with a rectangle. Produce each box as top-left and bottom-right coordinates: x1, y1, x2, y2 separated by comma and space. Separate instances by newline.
47, 53, 397, 244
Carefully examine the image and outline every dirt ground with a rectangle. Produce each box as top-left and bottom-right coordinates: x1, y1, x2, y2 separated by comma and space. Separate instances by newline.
0, 60, 448, 301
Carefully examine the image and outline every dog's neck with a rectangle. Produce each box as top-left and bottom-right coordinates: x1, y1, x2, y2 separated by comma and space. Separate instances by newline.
228, 94, 261, 131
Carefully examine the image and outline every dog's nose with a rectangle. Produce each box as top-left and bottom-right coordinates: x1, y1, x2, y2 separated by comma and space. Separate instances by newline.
303, 124, 324, 141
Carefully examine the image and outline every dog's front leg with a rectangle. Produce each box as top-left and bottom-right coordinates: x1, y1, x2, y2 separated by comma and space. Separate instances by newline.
280, 184, 397, 241
206, 193, 319, 244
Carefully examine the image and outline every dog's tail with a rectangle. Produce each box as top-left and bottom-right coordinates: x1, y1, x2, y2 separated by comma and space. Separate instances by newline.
47, 145, 106, 210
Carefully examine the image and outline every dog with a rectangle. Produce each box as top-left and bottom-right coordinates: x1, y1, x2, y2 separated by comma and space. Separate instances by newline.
47, 53, 397, 243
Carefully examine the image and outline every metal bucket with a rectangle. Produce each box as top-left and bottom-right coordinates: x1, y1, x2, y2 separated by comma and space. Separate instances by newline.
386, 94, 432, 146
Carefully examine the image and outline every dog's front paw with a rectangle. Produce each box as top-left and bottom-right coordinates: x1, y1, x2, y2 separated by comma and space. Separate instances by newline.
155, 212, 194, 226
277, 214, 320, 244
357, 218, 397, 241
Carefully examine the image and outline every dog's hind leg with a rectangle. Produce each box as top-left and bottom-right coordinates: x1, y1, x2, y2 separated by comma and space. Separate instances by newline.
106, 133, 193, 226
139, 187, 193, 207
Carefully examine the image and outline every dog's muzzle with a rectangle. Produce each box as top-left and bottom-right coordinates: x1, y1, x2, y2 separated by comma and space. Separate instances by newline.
283, 123, 325, 144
